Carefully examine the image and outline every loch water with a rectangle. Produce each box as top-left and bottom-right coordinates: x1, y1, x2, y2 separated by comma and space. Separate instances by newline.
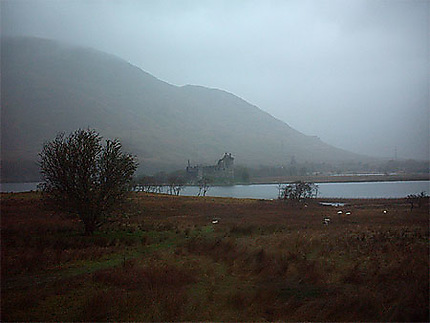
2, 180, 429, 199
180, 181, 430, 199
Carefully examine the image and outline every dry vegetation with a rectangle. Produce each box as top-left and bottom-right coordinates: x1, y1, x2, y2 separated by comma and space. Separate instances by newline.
1, 192, 428, 321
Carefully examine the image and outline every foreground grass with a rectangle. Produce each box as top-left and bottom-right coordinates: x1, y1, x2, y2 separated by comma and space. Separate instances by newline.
1, 192, 428, 321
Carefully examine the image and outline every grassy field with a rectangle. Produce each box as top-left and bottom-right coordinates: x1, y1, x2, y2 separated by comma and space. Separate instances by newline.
1, 192, 428, 321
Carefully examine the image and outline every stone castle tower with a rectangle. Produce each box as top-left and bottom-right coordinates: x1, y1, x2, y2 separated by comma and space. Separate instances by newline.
186, 153, 234, 181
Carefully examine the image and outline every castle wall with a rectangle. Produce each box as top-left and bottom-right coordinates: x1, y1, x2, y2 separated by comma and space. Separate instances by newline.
186, 153, 234, 181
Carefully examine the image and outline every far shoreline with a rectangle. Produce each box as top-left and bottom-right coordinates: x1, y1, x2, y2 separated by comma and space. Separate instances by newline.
247, 173, 430, 185
1, 173, 429, 186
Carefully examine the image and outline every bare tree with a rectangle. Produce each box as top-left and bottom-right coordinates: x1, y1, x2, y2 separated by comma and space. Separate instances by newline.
197, 177, 211, 196
137, 175, 162, 193
167, 175, 185, 196
406, 191, 428, 210
39, 129, 138, 234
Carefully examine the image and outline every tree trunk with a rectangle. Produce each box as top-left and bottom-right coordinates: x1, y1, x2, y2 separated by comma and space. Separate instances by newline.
83, 213, 97, 235
84, 222, 96, 235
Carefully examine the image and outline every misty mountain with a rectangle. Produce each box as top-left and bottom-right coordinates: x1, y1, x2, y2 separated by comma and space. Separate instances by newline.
1, 37, 360, 181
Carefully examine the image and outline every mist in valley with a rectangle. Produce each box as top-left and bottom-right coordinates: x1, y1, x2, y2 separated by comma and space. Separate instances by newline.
2, 0, 429, 162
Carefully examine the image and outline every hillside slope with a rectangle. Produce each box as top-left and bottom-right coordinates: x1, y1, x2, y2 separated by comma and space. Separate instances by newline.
1, 37, 359, 180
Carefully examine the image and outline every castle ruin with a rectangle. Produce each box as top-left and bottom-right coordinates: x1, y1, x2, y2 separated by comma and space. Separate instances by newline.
186, 153, 234, 181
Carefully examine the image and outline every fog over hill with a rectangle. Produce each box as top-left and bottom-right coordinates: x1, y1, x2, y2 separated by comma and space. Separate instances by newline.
2, 37, 363, 180
3, 1, 428, 162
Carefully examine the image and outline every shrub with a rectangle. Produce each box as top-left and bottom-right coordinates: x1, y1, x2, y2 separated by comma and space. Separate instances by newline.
278, 181, 318, 201
39, 129, 138, 234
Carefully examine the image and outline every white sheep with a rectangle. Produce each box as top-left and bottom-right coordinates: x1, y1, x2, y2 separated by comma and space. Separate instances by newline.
323, 218, 331, 225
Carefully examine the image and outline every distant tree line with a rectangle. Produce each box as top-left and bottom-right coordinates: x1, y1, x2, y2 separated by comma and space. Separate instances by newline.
246, 159, 429, 178
135, 171, 187, 196
134, 157, 429, 193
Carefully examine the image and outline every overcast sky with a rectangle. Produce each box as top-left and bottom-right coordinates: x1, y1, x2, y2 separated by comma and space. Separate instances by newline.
2, 0, 429, 160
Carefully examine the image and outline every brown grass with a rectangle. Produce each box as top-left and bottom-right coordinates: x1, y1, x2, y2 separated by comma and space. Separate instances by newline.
1, 192, 428, 321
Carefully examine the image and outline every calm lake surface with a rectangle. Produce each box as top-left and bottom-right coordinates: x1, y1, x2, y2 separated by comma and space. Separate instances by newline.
181, 181, 430, 199
3, 180, 429, 199
1, 182, 41, 193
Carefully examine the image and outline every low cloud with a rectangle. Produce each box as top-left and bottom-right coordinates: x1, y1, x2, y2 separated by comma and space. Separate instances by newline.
2, 0, 428, 159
